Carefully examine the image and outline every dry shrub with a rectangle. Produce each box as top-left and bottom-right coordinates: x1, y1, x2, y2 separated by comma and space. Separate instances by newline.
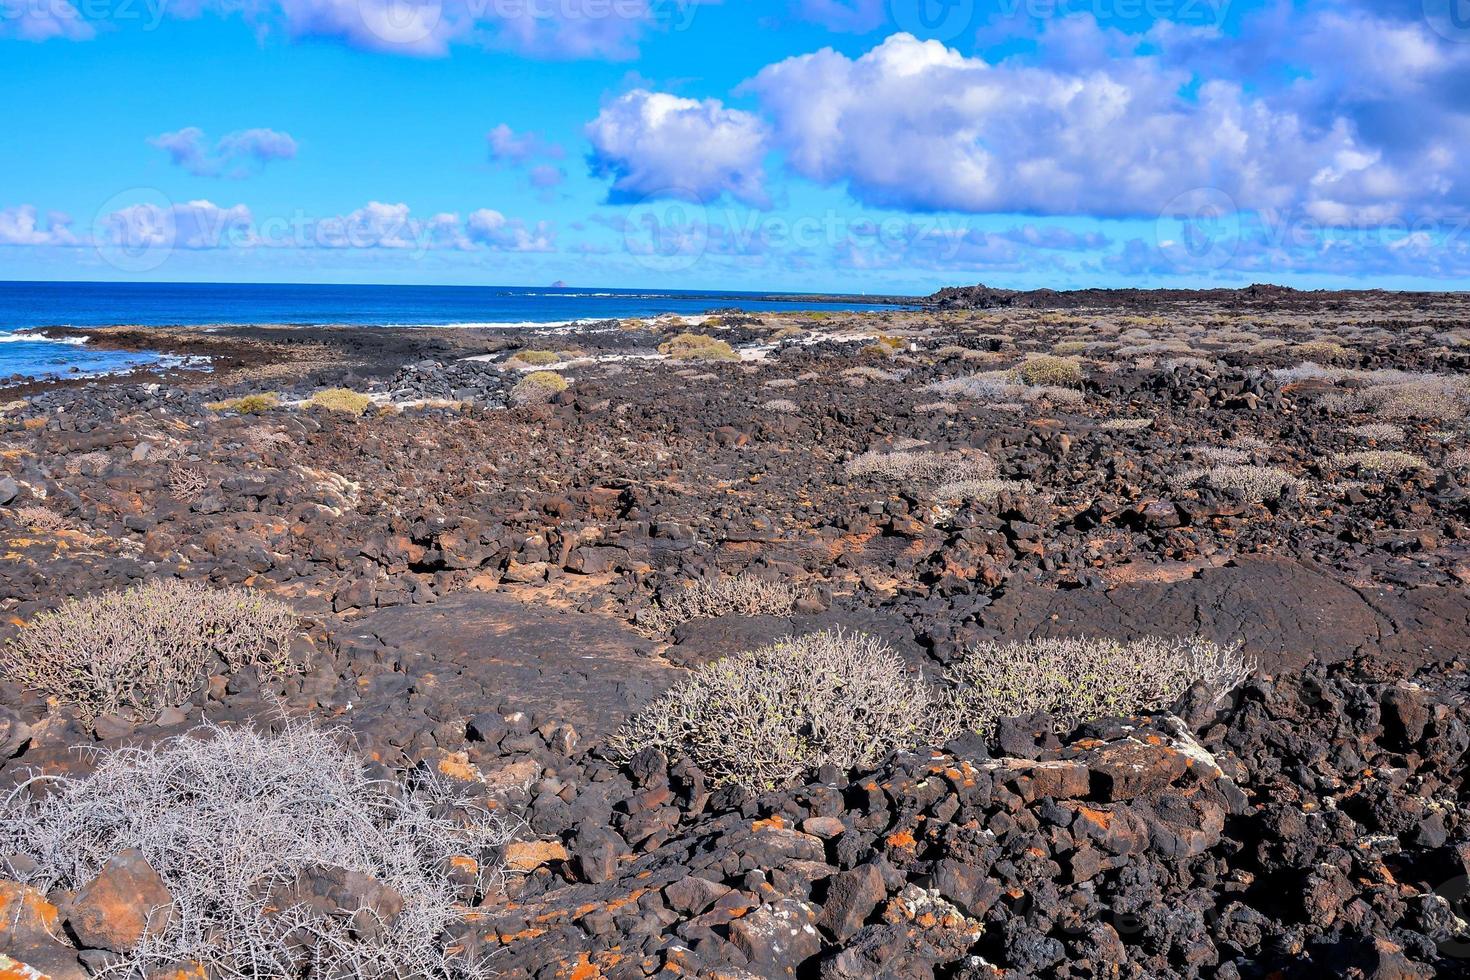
638, 575, 797, 635
507, 349, 561, 366
946, 635, 1252, 735
1294, 340, 1353, 364
168, 462, 210, 501
1343, 423, 1406, 443
609, 630, 954, 790
0, 722, 516, 980
1011, 355, 1084, 387
1172, 464, 1298, 501
11, 504, 67, 531
658, 333, 738, 362
1329, 450, 1426, 473
1447, 448, 1470, 470
1099, 417, 1152, 431
761, 398, 799, 414
1, 579, 298, 722
1188, 445, 1252, 466
509, 371, 569, 406
206, 393, 281, 414
936, 478, 1037, 504
846, 449, 996, 483
308, 388, 375, 414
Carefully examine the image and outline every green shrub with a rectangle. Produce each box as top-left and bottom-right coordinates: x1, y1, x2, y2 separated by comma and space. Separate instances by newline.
205, 393, 280, 414
609, 630, 956, 790
658, 332, 739, 362
1011, 355, 1084, 387
307, 388, 374, 414
509, 370, 569, 406
945, 635, 1252, 735
0, 579, 298, 722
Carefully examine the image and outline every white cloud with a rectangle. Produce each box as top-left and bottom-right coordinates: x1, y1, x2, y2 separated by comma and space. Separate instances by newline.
733, 28, 1470, 226
150, 127, 298, 178
585, 89, 770, 206
486, 123, 564, 165
466, 209, 557, 251
0, 206, 78, 246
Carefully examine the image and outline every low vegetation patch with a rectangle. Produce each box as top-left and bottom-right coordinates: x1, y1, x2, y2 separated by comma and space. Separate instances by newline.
307, 388, 375, 414
0, 578, 298, 722
847, 449, 997, 484
205, 392, 280, 414
638, 575, 797, 635
935, 477, 1038, 504
509, 370, 569, 406
1011, 354, 1084, 387
1172, 464, 1299, 502
1328, 450, 1426, 473
1099, 417, 1153, 431
945, 635, 1252, 735
1343, 423, 1406, 443
0, 722, 516, 979
609, 630, 953, 790
1294, 340, 1353, 364
507, 349, 561, 366
658, 332, 739, 362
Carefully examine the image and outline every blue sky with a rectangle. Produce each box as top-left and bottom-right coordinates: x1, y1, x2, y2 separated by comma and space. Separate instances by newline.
3, 0, 1470, 293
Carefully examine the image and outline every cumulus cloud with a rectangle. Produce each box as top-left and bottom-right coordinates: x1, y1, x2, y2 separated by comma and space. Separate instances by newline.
487, 124, 565, 165
585, 89, 770, 206
466, 209, 557, 251
0, 206, 78, 246
150, 127, 298, 178
726, 26, 1470, 228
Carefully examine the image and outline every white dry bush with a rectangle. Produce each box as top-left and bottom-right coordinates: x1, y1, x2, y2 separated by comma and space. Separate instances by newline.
936, 478, 1038, 504
1171, 465, 1298, 502
945, 635, 1253, 735
608, 630, 956, 791
0, 722, 516, 980
0, 579, 298, 723
1099, 417, 1153, 432
846, 449, 997, 484
760, 398, 799, 414
1328, 450, 1426, 473
1187, 445, 1252, 466
1447, 448, 1470, 471
638, 575, 798, 635
1343, 423, 1406, 443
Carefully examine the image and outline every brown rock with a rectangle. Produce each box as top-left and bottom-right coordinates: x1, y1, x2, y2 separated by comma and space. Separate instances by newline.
67, 850, 172, 953
504, 840, 569, 872
816, 863, 885, 941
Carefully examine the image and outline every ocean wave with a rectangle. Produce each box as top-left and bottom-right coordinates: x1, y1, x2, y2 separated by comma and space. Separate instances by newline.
0, 331, 88, 346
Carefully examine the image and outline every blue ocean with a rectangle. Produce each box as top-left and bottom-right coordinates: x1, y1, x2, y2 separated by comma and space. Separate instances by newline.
0, 281, 910, 382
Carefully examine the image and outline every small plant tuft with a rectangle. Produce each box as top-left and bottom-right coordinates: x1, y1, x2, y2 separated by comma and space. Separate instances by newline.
206, 392, 280, 414
509, 370, 569, 406
307, 388, 375, 414
658, 332, 739, 362
0, 578, 298, 722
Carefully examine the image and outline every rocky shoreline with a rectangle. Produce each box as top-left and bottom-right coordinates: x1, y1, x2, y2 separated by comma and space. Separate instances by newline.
4, 291, 1470, 978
